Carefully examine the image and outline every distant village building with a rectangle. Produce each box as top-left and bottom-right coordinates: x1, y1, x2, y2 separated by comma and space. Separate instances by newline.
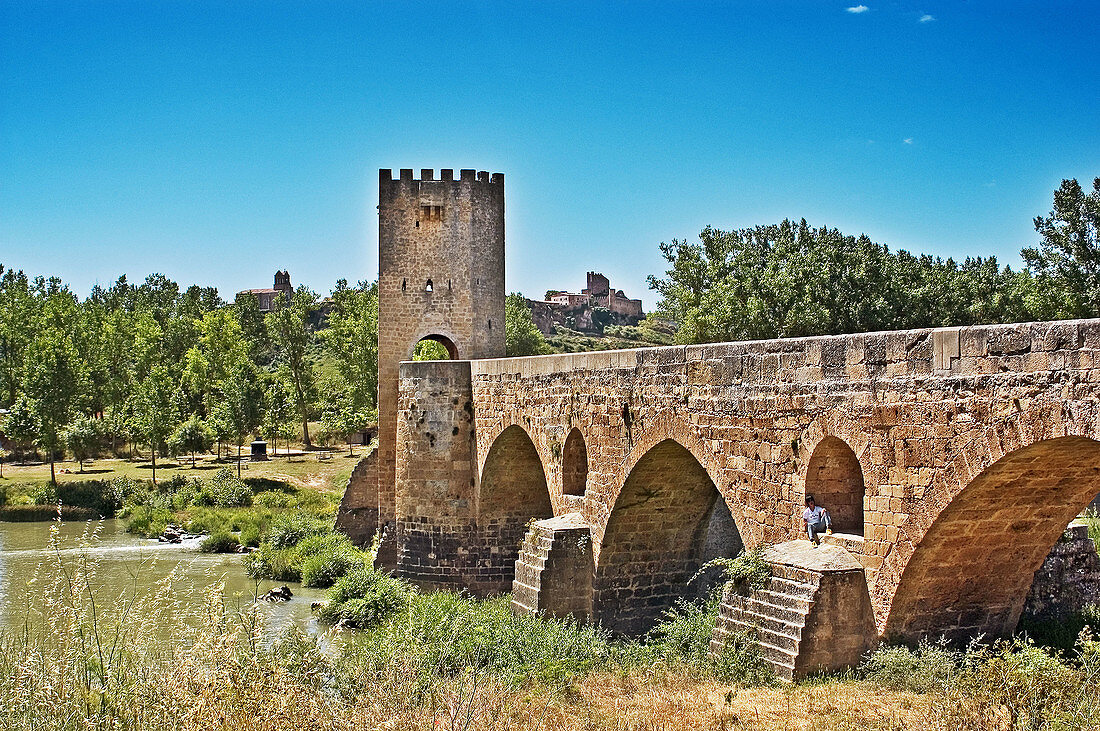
239, 270, 293, 312
531, 272, 645, 335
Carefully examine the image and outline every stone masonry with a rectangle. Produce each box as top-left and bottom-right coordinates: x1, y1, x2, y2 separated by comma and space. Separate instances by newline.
361, 169, 505, 569
341, 167, 1100, 675
391, 319, 1100, 649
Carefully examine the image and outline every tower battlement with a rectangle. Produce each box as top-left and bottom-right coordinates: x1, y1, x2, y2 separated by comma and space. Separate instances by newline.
380, 169, 504, 186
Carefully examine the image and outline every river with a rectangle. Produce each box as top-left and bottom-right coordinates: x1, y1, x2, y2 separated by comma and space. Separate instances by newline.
0, 518, 331, 640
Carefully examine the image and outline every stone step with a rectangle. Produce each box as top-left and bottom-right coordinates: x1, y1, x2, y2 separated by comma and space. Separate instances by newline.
750, 588, 813, 612
730, 605, 807, 636
768, 565, 823, 587
721, 618, 799, 651
709, 632, 797, 680
725, 594, 811, 623
764, 576, 817, 600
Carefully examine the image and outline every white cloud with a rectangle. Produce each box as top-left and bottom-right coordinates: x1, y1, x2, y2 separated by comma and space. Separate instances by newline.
847, 5, 870, 13
919, 14, 935, 22
903, 138, 913, 144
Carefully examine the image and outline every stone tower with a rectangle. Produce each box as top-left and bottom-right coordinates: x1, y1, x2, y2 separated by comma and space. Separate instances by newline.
374, 168, 506, 565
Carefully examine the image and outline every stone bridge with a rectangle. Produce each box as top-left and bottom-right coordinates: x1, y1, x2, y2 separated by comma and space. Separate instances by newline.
368, 318, 1100, 675
335, 169, 1100, 679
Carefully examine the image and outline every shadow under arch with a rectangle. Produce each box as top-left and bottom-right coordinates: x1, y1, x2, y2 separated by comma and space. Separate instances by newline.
476, 424, 554, 594
594, 438, 743, 635
562, 427, 589, 497
804, 436, 865, 535
883, 435, 1100, 643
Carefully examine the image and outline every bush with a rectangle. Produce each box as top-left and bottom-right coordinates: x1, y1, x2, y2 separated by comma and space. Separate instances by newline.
0, 504, 100, 522
244, 546, 301, 582
319, 567, 412, 628
184, 508, 229, 536
300, 542, 363, 588
860, 641, 960, 693
200, 531, 240, 553
197, 468, 252, 507
265, 513, 329, 549
239, 522, 262, 547
125, 505, 172, 537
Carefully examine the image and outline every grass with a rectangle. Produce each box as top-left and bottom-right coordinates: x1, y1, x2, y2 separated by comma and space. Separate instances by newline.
1, 529, 1098, 731
0, 449, 357, 497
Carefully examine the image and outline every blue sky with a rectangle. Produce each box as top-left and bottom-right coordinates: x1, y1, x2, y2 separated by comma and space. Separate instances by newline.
1, 1, 1097, 309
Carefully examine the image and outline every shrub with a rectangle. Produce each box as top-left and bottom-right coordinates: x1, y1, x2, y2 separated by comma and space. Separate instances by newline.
239, 522, 262, 547
265, 513, 328, 549
125, 505, 172, 537
0, 504, 100, 521
198, 468, 253, 507
692, 547, 772, 598
244, 546, 301, 582
184, 508, 229, 536
300, 545, 362, 588
860, 641, 960, 693
253, 491, 294, 509
200, 531, 240, 553
319, 567, 412, 628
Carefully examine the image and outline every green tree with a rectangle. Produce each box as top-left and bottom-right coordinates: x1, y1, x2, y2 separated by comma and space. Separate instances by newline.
0, 266, 41, 407
135, 365, 178, 485
265, 286, 318, 447
262, 379, 296, 456
63, 415, 100, 472
22, 323, 86, 484
319, 391, 375, 457
1022, 177, 1100, 318
213, 364, 265, 477
169, 414, 215, 466
183, 308, 250, 409
505, 292, 551, 356
234, 291, 271, 365
3, 398, 38, 464
322, 279, 378, 412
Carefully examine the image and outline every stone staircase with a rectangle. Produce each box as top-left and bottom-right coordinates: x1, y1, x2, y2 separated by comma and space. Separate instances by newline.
710, 541, 875, 681
511, 513, 593, 621
711, 565, 817, 680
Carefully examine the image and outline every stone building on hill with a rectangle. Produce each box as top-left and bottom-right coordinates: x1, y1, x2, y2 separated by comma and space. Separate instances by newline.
239, 270, 293, 312
532, 271, 644, 334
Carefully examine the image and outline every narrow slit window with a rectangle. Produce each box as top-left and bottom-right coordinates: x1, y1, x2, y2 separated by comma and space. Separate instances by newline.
401, 278, 407, 292
426, 279, 433, 292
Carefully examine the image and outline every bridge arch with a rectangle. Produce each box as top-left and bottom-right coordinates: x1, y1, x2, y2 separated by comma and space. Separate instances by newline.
476, 424, 554, 591
881, 430, 1100, 643
410, 332, 459, 360
804, 436, 866, 535
561, 427, 589, 497
593, 438, 744, 635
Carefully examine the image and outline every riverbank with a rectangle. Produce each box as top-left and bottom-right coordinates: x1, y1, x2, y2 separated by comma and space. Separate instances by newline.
1, 517, 1099, 729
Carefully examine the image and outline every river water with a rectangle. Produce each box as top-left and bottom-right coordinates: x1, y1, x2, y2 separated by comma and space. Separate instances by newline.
0, 518, 330, 639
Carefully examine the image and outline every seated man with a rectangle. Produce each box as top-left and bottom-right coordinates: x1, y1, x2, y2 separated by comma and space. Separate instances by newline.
801, 494, 832, 545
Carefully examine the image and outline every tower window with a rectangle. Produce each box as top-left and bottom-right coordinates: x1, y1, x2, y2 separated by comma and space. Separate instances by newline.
426, 279, 433, 292
401, 278, 407, 292
419, 205, 443, 222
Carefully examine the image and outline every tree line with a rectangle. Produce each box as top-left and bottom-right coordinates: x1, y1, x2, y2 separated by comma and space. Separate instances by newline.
649, 178, 1100, 344
0, 272, 379, 482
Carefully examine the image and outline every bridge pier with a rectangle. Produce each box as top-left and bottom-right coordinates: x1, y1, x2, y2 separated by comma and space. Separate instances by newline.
710, 542, 876, 681
512, 514, 594, 622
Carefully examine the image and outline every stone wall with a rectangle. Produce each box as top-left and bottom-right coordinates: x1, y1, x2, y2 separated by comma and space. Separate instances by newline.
450, 320, 1100, 641
1023, 522, 1100, 622
334, 448, 379, 546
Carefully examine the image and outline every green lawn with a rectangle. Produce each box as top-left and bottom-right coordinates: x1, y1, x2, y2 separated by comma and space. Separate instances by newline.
0, 450, 359, 496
